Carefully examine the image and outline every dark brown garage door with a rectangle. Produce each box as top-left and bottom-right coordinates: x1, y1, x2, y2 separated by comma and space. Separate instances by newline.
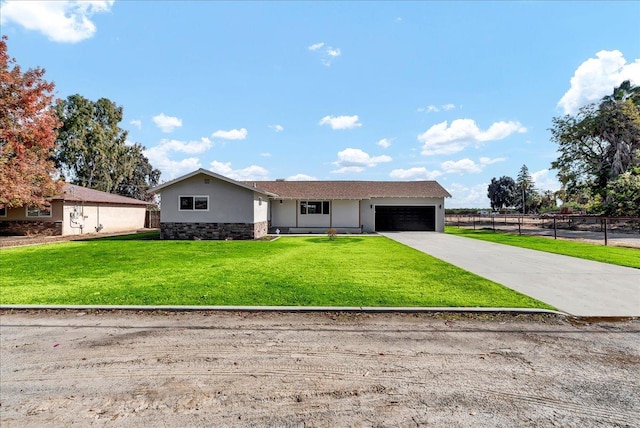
375, 206, 436, 231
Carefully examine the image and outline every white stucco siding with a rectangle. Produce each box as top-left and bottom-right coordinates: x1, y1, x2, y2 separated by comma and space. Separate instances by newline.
253, 194, 268, 223
159, 174, 256, 223
62, 204, 146, 235
361, 197, 446, 232
331, 200, 359, 228
270, 199, 297, 228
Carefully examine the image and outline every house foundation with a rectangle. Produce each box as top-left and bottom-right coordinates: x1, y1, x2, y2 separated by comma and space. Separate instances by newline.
0, 221, 63, 236
160, 221, 268, 240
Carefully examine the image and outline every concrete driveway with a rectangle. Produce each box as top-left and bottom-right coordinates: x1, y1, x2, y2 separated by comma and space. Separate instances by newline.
381, 232, 640, 317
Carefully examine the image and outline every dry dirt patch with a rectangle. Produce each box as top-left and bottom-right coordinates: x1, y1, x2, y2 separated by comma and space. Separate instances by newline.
1, 310, 638, 427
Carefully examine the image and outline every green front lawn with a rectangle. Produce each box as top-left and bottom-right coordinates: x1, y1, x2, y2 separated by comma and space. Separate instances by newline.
0, 235, 552, 309
446, 227, 640, 269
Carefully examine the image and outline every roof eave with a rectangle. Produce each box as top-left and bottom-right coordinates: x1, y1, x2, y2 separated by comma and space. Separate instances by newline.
149, 168, 272, 196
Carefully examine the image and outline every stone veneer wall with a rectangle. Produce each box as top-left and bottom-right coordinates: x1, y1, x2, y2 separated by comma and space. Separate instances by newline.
161, 221, 268, 240
0, 220, 63, 236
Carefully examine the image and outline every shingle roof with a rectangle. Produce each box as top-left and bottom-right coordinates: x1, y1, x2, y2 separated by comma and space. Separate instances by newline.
53, 183, 150, 206
245, 181, 451, 200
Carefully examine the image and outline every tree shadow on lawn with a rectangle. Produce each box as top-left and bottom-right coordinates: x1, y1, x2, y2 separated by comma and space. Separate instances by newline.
81, 231, 160, 242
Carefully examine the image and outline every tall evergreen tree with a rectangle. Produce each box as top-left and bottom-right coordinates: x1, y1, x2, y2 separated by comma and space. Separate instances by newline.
55, 94, 160, 200
516, 164, 534, 214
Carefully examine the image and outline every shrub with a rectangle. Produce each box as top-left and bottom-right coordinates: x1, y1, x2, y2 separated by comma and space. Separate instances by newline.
327, 228, 337, 240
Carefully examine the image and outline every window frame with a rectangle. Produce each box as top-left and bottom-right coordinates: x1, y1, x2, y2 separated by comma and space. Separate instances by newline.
26, 205, 52, 218
178, 195, 209, 211
300, 200, 330, 215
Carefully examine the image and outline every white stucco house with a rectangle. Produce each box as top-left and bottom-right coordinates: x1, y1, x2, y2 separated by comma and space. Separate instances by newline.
0, 183, 150, 236
150, 168, 451, 240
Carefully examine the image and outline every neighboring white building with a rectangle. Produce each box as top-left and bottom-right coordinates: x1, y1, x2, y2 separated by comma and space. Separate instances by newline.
150, 169, 451, 240
0, 183, 150, 236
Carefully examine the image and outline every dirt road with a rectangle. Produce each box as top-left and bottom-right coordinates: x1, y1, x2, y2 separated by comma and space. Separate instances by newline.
1, 310, 638, 427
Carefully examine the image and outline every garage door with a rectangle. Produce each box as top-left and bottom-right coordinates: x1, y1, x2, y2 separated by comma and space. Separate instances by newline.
375, 206, 436, 231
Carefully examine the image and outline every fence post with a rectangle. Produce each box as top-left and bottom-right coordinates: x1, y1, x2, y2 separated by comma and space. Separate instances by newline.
518, 216, 521, 235
553, 217, 557, 240
604, 217, 608, 246
473, 215, 476, 230
492, 215, 495, 231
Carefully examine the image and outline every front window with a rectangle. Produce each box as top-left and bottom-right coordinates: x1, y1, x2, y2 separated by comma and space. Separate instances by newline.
300, 201, 330, 215
26, 205, 52, 217
179, 196, 209, 211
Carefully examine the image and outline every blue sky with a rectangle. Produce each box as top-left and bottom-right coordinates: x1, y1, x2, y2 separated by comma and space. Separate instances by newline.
2, 1, 639, 207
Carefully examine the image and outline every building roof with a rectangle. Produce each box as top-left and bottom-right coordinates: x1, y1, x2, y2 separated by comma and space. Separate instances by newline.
246, 180, 452, 200
149, 168, 275, 196
54, 183, 150, 206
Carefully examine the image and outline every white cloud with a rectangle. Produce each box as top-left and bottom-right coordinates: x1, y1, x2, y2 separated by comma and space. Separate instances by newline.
143, 137, 212, 179
130, 120, 142, 130
0, 0, 113, 43
331, 166, 365, 174
418, 119, 526, 155
440, 157, 505, 174
211, 128, 248, 140
333, 148, 392, 170
152, 113, 183, 133
531, 169, 561, 192
447, 183, 491, 208
260, 152, 271, 157
389, 167, 442, 180
441, 159, 482, 174
287, 174, 317, 181
326, 47, 341, 57
269, 124, 284, 132
319, 115, 362, 130
377, 138, 392, 149
478, 156, 505, 166
308, 42, 325, 51
418, 103, 456, 113
558, 50, 640, 115
154, 138, 212, 154
209, 161, 269, 181
309, 42, 342, 66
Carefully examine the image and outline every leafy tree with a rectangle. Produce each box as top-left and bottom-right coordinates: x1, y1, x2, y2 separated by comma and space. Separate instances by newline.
0, 36, 61, 208
55, 94, 160, 200
487, 176, 518, 210
516, 164, 534, 214
551, 80, 640, 209
114, 143, 161, 202
538, 190, 558, 213
604, 165, 640, 217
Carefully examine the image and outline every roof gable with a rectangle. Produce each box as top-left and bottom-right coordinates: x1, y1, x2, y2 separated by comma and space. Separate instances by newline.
149, 168, 274, 196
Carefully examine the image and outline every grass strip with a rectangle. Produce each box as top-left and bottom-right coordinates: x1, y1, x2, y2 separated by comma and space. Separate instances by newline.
446, 227, 640, 269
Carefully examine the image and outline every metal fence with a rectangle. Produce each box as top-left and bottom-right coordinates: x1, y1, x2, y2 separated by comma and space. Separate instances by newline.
445, 214, 640, 247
